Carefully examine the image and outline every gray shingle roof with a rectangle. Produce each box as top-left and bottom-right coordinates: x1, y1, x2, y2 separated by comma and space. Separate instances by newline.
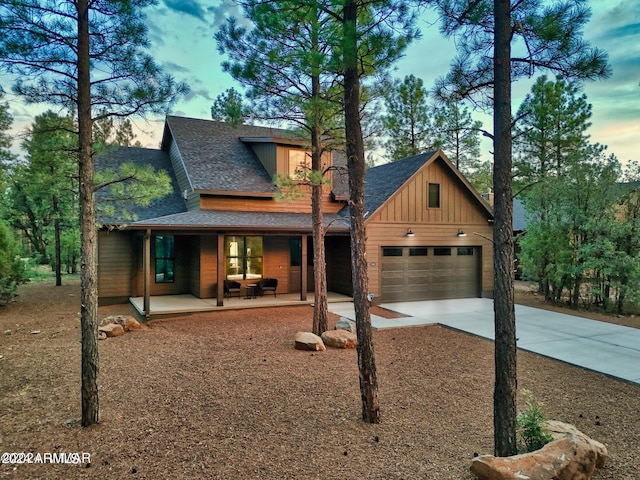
164, 116, 300, 194
127, 210, 350, 232
363, 152, 437, 216
95, 146, 187, 224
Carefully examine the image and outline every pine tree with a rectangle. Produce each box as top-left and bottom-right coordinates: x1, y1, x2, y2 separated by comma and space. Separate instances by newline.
0, 0, 187, 426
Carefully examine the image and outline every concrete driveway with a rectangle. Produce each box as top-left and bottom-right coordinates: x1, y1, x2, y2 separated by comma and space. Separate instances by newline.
328, 298, 640, 385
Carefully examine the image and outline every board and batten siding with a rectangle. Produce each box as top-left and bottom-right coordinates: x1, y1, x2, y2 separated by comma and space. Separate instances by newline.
365, 158, 494, 300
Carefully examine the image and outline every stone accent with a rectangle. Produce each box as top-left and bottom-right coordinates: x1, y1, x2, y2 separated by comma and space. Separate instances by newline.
470, 421, 607, 480
335, 317, 356, 333
321, 329, 357, 349
97, 315, 144, 339
98, 323, 125, 338
100, 315, 142, 331
294, 332, 326, 351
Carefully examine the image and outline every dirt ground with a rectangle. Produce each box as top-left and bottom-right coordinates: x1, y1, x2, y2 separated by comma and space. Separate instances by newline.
1, 279, 638, 479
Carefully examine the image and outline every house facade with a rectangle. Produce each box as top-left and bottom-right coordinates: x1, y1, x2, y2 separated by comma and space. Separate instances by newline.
97, 116, 494, 314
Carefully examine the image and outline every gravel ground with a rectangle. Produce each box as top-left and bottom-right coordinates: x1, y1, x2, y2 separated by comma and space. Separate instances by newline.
1, 280, 638, 479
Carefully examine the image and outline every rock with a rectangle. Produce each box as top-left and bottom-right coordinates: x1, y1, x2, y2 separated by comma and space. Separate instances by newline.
98, 323, 125, 338
321, 329, 357, 349
121, 316, 142, 331
294, 332, 325, 351
543, 420, 608, 469
101, 314, 142, 332
335, 317, 356, 333
470, 421, 607, 480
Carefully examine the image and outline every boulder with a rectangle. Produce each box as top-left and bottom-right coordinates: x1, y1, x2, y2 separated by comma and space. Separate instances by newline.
335, 317, 356, 333
101, 314, 142, 331
98, 323, 125, 338
470, 421, 607, 480
294, 332, 325, 351
321, 329, 357, 349
121, 316, 142, 331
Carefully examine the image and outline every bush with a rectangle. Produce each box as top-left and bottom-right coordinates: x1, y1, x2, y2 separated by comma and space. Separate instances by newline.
0, 222, 26, 306
517, 390, 554, 453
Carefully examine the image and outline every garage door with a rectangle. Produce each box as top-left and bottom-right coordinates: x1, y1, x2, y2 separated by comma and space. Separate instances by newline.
380, 246, 480, 302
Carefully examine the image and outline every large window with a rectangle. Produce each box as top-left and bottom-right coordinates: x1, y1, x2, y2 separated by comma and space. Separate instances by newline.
288, 149, 311, 179
428, 183, 440, 208
226, 236, 263, 280
155, 235, 174, 283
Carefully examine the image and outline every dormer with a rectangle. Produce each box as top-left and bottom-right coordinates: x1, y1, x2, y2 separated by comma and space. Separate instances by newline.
240, 137, 333, 181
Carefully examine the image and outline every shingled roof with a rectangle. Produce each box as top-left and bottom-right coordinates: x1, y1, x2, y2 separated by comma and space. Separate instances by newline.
127, 210, 350, 232
361, 152, 437, 217
163, 116, 300, 194
95, 146, 186, 225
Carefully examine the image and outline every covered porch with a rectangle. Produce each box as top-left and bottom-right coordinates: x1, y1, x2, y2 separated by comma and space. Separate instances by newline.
130, 290, 353, 318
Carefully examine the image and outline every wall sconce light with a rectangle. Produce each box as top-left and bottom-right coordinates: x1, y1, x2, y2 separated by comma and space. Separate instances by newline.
406, 229, 415, 237
457, 229, 467, 237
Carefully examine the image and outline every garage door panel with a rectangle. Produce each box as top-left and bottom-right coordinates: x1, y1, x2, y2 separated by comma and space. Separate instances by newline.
381, 246, 480, 302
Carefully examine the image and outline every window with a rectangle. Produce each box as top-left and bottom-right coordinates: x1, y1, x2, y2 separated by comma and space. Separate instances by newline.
409, 247, 428, 256
382, 247, 403, 257
457, 247, 475, 256
155, 235, 174, 283
226, 236, 263, 280
433, 247, 451, 256
428, 183, 440, 208
288, 149, 311, 179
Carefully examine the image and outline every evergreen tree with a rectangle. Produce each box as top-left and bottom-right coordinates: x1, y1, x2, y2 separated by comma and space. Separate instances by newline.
428, 0, 610, 456
381, 74, 433, 160
210, 87, 251, 127
17, 112, 78, 285
0, 87, 15, 193
216, 0, 344, 335
338, 0, 418, 424
0, 0, 187, 427
514, 76, 594, 299
431, 99, 483, 172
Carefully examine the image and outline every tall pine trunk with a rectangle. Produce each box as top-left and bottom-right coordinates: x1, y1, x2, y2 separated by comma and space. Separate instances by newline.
311, 124, 328, 335
78, 0, 99, 427
310, 42, 328, 335
343, 0, 380, 424
493, 0, 517, 457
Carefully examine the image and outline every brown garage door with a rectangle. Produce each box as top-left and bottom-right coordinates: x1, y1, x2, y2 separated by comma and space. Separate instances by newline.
380, 246, 480, 302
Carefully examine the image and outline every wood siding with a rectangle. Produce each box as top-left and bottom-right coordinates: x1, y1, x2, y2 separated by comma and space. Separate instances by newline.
366, 158, 494, 300
370, 158, 489, 225
98, 230, 134, 303
168, 139, 192, 196
199, 191, 345, 214
249, 142, 277, 178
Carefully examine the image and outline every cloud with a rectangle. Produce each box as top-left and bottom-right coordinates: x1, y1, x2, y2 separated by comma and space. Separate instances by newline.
163, 0, 206, 21
164, 62, 192, 74
206, 0, 247, 29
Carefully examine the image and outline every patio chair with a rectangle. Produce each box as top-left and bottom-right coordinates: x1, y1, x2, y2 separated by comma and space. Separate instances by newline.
257, 278, 278, 297
223, 280, 241, 299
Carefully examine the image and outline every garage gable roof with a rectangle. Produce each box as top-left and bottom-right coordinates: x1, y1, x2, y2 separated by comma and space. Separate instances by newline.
361, 150, 493, 221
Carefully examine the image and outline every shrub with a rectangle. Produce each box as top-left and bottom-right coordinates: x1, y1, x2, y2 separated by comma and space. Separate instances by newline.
0, 222, 26, 306
517, 390, 554, 453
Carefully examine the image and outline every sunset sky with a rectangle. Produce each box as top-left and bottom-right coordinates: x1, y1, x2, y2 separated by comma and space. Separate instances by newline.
5, 0, 639, 166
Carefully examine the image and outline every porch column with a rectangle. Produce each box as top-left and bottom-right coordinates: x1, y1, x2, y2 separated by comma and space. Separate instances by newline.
217, 233, 225, 306
143, 229, 151, 318
300, 234, 307, 301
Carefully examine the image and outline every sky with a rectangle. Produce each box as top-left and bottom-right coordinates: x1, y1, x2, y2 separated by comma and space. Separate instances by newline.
4, 0, 639, 166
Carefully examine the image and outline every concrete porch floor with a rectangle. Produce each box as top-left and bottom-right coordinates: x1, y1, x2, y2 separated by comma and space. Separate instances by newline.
129, 291, 352, 317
